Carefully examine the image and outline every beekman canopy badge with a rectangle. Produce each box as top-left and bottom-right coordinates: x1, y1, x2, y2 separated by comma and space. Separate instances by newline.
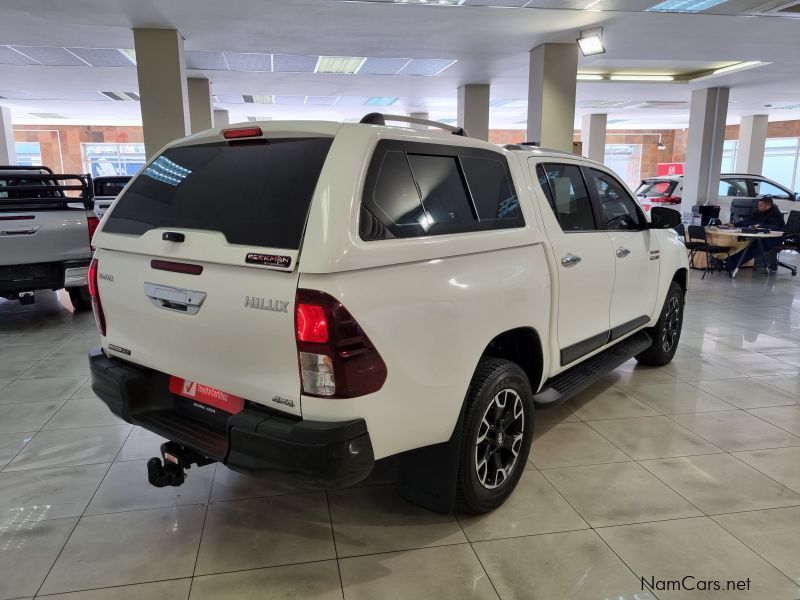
246, 253, 291, 268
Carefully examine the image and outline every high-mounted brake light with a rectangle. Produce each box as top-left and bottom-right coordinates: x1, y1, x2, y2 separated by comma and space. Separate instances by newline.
222, 127, 262, 140
88, 258, 106, 336
294, 289, 387, 398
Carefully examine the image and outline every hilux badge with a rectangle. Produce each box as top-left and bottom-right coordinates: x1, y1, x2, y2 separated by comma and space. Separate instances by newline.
244, 296, 289, 313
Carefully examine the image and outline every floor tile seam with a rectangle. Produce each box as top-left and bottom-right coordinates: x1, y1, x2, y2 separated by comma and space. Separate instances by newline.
31, 513, 83, 598
724, 451, 800, 498
323, 490, 347, 599
33, 575, 193, 599
740, 408, 800, 440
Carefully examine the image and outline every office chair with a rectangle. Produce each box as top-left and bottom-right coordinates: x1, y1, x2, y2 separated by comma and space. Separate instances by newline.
687, 225, 731, 279
768, 210, 800, 276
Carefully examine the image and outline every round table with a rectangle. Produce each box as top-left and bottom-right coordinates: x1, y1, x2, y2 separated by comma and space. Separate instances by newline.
704, 228, 784, 278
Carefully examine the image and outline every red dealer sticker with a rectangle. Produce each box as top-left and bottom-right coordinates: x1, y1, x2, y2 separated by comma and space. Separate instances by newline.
169, 377, 244, 414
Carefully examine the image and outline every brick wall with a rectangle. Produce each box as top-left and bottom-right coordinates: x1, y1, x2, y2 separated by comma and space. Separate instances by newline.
14, 125, 144, 174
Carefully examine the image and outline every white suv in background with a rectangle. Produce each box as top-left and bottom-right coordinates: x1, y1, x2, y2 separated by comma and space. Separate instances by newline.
635, 173, 799, 222
87, 115, 688, 513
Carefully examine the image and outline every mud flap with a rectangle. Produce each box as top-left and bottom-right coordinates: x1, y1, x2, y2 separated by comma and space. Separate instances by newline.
395, 406, 465, 514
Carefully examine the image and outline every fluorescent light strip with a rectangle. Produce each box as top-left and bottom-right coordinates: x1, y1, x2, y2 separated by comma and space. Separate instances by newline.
577, 73, 604, 81
609, 74, 675, 82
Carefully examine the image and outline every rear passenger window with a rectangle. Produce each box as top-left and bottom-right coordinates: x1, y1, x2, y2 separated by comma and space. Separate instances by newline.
536, 164, 596, 231
360, 140, 524, 240
408, 154, 474, 228
461, 156, 521, 222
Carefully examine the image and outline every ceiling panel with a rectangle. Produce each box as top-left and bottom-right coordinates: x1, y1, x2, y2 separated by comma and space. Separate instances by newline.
274, 95, 306, 105
0, 46, 41, 65
399, 58, 457, 76
186, 51, 229, 70
67, 47, 133, 67
305, 96, 340, 105
11, 46, 86, 66
223, 52, 272, 72
358, 57, 410, 75
273, 54, 318, 73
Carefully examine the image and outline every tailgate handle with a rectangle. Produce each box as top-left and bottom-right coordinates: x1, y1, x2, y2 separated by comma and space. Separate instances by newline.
144, 282, 206, 315
0, 225, 40, 236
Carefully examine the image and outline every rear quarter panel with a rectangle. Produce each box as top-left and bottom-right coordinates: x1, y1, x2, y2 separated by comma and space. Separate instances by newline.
299, 244, 551, 459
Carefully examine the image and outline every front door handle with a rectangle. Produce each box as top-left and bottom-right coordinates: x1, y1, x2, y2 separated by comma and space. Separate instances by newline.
561, 254, 582, 267
616, 247, 631, 258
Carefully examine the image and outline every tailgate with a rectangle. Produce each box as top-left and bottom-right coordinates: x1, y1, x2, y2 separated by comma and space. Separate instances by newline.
97, 239, 302, 416
93, 135, 335, 417
0, 208, 91, 265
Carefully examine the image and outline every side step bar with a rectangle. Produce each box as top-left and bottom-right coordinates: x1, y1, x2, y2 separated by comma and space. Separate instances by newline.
534, 331, 653, 408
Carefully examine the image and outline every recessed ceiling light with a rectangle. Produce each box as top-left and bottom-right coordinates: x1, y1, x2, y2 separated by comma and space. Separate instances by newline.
577, 73, 604, 81
609, 74, 675, 82
577, 28, 605, 57
645, 0, 726, 12
242, 94, 274, 104
316, 56, 366, 74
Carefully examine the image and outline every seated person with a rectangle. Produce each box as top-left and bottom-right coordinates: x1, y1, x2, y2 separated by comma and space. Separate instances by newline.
723, 196, 786, 273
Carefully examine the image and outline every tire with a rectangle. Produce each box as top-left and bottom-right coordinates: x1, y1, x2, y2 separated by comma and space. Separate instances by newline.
635, 281, 684, 367
68, 285, 92, 312
455, 358, 534, 514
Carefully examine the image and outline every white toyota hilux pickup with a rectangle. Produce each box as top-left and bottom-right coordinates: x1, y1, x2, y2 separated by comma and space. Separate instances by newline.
88, 115, 688, 513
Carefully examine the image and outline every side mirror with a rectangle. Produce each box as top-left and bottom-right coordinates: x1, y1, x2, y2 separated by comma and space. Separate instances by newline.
650, 206, 682, 229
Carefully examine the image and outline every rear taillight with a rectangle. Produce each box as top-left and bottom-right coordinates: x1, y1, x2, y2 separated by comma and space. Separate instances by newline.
87, 215, 100, 242
651, 195, 681, 204
88, 258, 106, 336
294, 289, 387, 398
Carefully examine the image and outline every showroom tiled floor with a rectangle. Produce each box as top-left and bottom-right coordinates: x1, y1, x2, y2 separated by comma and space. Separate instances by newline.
1, 265, 800, 600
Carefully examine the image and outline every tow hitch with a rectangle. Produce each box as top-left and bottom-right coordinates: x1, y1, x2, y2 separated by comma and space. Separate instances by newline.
147, 442, 215, 488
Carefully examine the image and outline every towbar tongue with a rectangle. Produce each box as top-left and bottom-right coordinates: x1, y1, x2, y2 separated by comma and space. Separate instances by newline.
146, 441, 216, 488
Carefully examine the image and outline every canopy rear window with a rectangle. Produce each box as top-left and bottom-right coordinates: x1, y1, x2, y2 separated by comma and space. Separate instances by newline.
102, 137, 333, 249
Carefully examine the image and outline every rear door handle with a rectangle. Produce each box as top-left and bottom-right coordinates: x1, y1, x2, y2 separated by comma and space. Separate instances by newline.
144, 282, 206, 315
616, 247, 631, 258
561, 254, 582, 267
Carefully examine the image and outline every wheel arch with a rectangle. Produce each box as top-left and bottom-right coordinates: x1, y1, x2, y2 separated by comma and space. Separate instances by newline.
672, 267, 688, 295
480, 327, 545, 392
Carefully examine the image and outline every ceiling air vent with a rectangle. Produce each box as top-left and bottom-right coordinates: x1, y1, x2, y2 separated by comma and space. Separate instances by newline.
29, 112, 66, 119
100, 91, 140, 101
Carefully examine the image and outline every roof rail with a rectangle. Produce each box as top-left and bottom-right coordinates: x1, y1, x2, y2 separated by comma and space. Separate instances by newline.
503, 143, 575, 156
359, 112, 469, 137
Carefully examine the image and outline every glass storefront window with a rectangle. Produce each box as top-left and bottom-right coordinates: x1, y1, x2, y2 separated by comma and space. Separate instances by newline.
14, 142, 42, 166
721, 140, 737, 173
762, 137, 800, 192
82, 143, 146, 177
604, 144, 642, 190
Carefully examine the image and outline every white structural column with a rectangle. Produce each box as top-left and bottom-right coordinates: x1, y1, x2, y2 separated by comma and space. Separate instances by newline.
682, 87, 729, 209
457, 85, 490, 141
409, 111, 429, 130
581, 113, 607, 163
213, 109, 230, 127
735, 114, 768, 174
0, 106, 15, 164
188, 78, 213, 133
527, 43, 578, 152
133, 28, 190, 158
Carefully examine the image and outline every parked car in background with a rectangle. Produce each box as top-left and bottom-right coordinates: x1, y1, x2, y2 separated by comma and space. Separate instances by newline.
0, 166, 97, 310
93, 175, 132, 218
635, 173, 798, 222
87, 115, 688, 514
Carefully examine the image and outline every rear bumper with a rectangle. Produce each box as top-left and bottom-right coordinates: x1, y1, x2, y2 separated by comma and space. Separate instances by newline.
89, 347, 374, 487
0, 259, 90, 294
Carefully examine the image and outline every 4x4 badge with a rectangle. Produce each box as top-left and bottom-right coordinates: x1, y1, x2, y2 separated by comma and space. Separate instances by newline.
244, 297, 289, 313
